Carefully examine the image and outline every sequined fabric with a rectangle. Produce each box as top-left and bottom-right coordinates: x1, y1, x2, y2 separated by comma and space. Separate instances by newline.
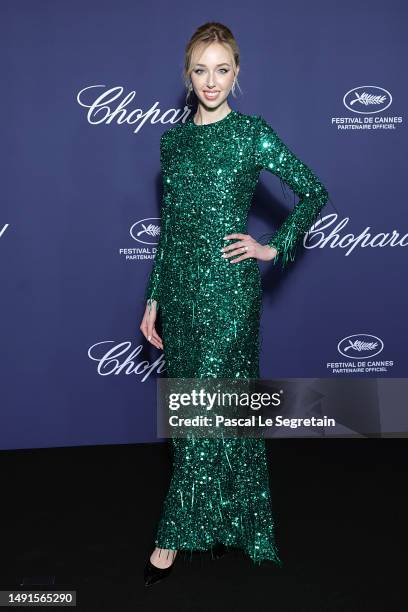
144, 110, 329, 564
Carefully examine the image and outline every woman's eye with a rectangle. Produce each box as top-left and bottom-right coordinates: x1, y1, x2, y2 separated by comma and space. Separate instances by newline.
193, 68, 230, 75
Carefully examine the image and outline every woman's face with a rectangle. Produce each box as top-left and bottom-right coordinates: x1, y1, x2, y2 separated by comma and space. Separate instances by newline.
190, 42, 238, 110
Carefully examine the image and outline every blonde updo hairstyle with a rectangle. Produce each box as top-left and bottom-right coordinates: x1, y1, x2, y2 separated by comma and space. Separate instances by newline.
183, 22, 242, 105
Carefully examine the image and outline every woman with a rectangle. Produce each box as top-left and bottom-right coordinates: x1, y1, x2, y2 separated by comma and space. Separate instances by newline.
140, 22, 329, 586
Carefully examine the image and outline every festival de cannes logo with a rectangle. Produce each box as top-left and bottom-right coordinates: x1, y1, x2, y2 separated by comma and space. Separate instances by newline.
343, 86, 392, 114
337, 334, 384, 359
130, 218, 160, 245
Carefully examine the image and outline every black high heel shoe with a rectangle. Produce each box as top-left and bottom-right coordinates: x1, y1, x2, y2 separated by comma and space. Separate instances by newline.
210, 542, 228, 560
144, 549, 178, 587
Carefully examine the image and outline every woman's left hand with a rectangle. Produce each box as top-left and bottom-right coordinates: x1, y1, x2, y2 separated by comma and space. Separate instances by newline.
221, 233, 278, 263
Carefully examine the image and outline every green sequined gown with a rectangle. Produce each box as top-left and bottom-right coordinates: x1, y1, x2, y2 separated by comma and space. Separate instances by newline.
144, 109, 329, 564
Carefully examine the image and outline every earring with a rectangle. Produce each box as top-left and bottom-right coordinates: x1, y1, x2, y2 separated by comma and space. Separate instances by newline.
186, 80, 194, 105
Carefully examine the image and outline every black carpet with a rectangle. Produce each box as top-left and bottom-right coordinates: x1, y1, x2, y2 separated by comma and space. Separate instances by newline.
1, 439, 405, 611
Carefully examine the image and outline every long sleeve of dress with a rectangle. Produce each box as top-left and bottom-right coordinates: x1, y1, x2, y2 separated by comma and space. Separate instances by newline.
253, 116, 329, 270
144, 132, 171, 310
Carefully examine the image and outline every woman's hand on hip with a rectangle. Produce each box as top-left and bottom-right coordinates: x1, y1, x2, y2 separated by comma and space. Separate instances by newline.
221, 233, 278, 263
140, 300, 163, 350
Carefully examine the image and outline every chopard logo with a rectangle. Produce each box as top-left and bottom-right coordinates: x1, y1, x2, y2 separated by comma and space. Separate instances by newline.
337, 335, 384, 359
130, 218, 160, 245
305, 214, 408, 255
343, 86, 392, 114
76, 85, 190, 133
88, 341, 166, 381
0, 224, 9, 238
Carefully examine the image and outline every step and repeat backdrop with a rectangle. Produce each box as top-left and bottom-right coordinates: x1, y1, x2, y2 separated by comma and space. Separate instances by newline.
1, 0, 407, 449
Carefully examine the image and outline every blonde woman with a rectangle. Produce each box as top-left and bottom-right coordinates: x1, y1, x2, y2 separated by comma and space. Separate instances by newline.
140, 22, 329, 586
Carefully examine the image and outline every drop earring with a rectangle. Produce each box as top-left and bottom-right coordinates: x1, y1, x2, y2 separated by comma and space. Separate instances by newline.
186, 80, 194, 105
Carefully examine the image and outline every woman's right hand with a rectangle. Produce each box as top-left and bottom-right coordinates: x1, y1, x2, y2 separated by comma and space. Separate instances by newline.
140, 299, 163, 350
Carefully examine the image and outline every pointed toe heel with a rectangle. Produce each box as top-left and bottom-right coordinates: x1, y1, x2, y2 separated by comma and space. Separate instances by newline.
143, 551, 177, 587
